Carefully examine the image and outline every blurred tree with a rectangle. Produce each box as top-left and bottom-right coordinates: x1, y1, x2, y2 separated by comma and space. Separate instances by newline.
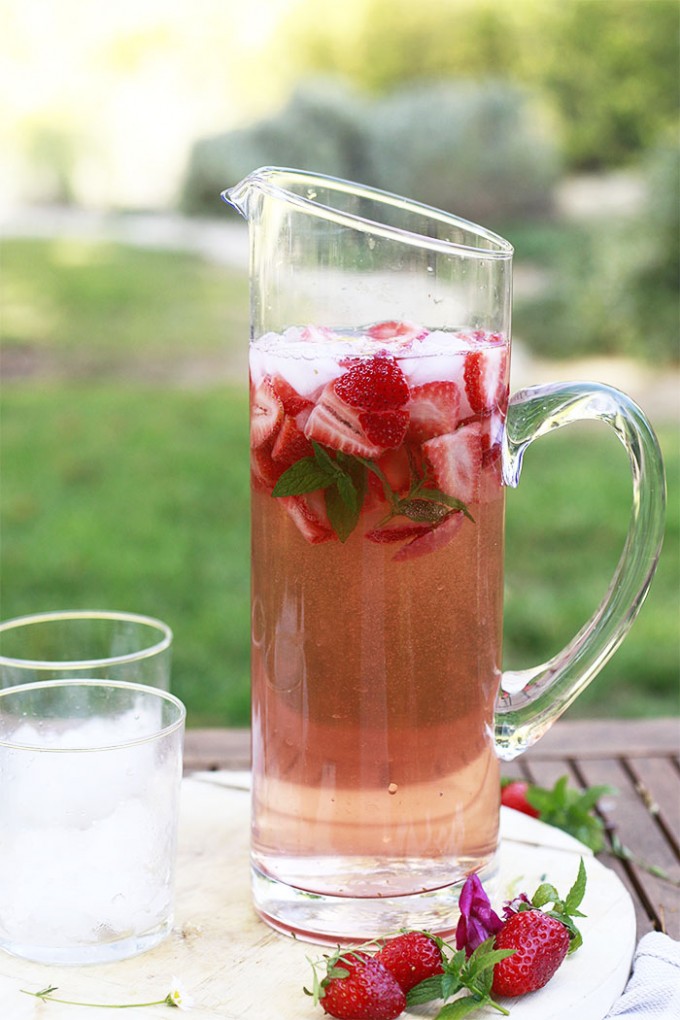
281, 0, 679, 170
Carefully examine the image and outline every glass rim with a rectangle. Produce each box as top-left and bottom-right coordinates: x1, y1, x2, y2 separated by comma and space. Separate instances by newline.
223, 165, 514, 261
0, 610, 173, 670
0, 679, 186, 752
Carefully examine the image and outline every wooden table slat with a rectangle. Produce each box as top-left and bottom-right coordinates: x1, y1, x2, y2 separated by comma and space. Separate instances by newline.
575, 757, 680, 940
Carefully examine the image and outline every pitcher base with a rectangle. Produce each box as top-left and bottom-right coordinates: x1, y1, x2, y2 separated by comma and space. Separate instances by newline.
251, 856, 499, 944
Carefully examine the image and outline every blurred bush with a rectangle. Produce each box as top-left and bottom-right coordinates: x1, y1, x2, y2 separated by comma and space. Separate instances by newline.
181, 77, 559, 222
513, 144, 680, 364
181, 78, 371, 215
362, 80, 559, 222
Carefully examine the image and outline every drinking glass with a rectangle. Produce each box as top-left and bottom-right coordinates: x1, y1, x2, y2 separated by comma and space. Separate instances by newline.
0, 610, 172, 690
0, 679, 185, 964
223, 168, 665, 942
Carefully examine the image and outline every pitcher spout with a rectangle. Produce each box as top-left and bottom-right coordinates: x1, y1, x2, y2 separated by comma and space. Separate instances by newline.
221, 178, 250, 219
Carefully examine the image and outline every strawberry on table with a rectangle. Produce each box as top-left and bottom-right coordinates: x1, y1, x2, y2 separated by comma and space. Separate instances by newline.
500, 781, 540, 818
314, 952, 406, 1020
491, 909, 571, 997
375, 931, 444, 993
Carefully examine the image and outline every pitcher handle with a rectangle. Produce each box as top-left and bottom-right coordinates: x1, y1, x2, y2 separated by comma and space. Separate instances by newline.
495, 381, 665, 761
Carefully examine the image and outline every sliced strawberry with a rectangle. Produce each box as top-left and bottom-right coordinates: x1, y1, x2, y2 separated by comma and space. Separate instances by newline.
358, 409, 409, 449
393, 511, 464, 562
271, 414, 314, 466
367, 320, 427, 343
250, 377, 284, 449
408, 381, 461, 441
251, 445, 284, 491
280, 493, 335, 544
334, 357, 410, 411
463, 346, 508, 416
304, 382, 383, 458
423, 423, 483, 505
365, 521, 431, 544
299, 324, 336, 343
271, 375, 314, 417
376, 447, 411, 493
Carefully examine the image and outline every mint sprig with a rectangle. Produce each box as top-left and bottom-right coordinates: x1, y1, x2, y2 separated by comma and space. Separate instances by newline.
272, 441, 473, 543
272, 443, 367, 542
523, 776, 615, 853
525, 857, 588, 952
406, 938, 513, 1017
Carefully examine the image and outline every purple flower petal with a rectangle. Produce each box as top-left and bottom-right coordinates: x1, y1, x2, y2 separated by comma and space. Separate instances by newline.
456, 874, 504, 956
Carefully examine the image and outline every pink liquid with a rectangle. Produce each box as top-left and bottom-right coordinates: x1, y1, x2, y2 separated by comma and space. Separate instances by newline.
249, 324, 508, 937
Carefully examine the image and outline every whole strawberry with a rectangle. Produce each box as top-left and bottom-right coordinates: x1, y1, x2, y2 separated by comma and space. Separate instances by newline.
500, 780, 540, 818
319, 953, 406, 1020
492, 908, 570, 997
375, 931, 444, 992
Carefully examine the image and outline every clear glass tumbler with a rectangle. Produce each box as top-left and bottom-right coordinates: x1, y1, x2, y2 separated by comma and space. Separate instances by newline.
0, 610, 172, 689
0, 680, 185, 965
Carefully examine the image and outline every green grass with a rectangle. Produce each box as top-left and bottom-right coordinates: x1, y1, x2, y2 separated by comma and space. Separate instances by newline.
2, 238, 248, 372
1, 237, 678, 725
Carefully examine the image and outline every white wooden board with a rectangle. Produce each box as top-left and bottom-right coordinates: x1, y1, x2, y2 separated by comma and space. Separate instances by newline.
0, 775, 635, 1019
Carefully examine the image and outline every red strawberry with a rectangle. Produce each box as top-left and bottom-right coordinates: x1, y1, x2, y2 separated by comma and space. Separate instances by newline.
422, 423, 483, 505
305, 382, 384, 458
334, 358, 410, 411
375, 931, 444, 993
393, 510, 464, 562
463, 347, 508, 416
500, 781, 540, 819
359, 409, 409, 449
271, 375, 313, 417
271, 414, 314, 466
250, 376, 284, 449
367, 320, 426, 343
280, 493, 335, 545
407, 381, 461, 442
250, 445, 284, 490
320, 954, 406, 1020
492, 909, 570, 998
375, 447, 411, 494
365, 522, 431, 544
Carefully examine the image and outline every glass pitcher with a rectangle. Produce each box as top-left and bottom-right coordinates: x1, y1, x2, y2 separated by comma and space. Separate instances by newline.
222, 168, 665, 943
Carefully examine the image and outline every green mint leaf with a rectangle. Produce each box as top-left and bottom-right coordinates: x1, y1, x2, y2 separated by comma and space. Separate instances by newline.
393, 497, 453, 524
272, 457, 334, 497
525, 776, 611, 852
312, 442, 343, 477
441, 971, 464, 1000
565, 857, 588, 914
356, 455, 397, 505
406, 975, 445, 1006
435, 996, 489, 1020
336, 472, 359, 515
466, 947, 516, 979
415, 488, 475, 521
325, 483, 360, 543
532, 883, 560, 908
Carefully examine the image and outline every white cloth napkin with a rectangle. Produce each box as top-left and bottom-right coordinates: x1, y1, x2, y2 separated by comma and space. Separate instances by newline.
605, 932, 680, 1018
